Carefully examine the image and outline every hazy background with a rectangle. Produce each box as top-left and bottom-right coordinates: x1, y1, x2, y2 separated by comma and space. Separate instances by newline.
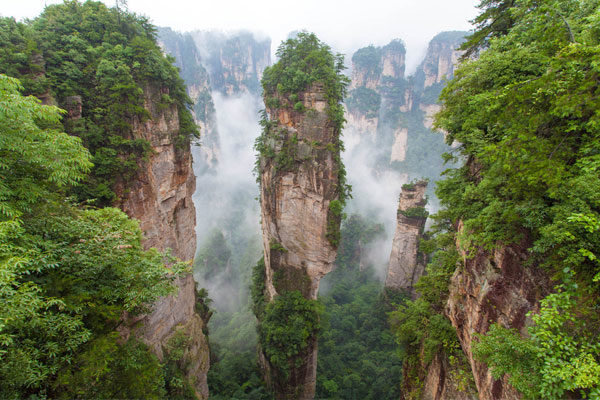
5, 0, 478, 73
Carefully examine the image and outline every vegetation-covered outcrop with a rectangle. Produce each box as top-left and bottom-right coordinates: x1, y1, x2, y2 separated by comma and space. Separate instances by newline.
393, 0, 600, 398
254, 32, 349, 399
0, 73, 189, 398
0, 2, 207, 398
0, 1, 198, 206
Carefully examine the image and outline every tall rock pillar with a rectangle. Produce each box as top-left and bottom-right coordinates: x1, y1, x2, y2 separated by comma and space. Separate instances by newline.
385, 180, 428, 297
253, 33, 349, 399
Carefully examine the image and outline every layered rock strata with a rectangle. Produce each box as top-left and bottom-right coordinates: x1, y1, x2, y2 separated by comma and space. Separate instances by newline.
385, 180, 428, 297
445, 231, 550, 399
421, 351, 477, 400
258, 82, 342, 399
116, 83, 209, 399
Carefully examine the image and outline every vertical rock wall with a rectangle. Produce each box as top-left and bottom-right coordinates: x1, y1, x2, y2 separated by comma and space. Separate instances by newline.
258, 82, 342, 399
445, 230, 550, 400
260, 84, 339, 300
116, 83, 210, 400
385, 180, 428, 297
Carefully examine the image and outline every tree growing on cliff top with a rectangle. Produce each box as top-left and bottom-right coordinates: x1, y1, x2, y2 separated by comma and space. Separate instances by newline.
0, 1, 199, 206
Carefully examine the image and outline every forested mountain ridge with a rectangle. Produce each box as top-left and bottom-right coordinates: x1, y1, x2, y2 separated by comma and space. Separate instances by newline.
0, 1, 209, 398
392, 0, 600, 398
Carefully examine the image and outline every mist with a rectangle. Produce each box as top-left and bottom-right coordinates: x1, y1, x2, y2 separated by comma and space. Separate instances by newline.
341, 125, 409, 281
192, 91, 263, 312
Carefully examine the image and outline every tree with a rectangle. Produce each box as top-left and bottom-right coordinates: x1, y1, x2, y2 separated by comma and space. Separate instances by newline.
0, 73, 185, 398
460, 0, 516, 57
432, 0, 600, 397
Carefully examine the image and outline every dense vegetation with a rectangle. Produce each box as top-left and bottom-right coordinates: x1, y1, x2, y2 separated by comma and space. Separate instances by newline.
0, 2, 203, 398
346, 86, 381, 118
351, 45, 383, 79
316, 215, 403, 399
393, 0, 600, 398
0, 73, 193, 398
0, 1, 198, 206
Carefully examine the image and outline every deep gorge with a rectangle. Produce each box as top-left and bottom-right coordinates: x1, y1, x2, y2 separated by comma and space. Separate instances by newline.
1, 0, 599, 399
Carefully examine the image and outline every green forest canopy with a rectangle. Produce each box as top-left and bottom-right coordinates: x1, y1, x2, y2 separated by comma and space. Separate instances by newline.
392, 0, 600, 398
0, 0, 198, 206
0, 1, 202, 397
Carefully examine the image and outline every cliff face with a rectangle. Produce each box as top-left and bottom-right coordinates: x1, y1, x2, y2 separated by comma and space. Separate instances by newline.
116, 83, 210, 399
158, 27, 220, 170
191, 31, 271, 96
258, 81, 342, 399
118, 83, 196, 261
260, 83, 339, 302
385, 181, 428, 297
445, 230, 550, 399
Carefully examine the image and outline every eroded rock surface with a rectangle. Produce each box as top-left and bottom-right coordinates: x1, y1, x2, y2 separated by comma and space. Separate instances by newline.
445, 227, 550, 400
260, 83, 340, 302
116, 83, 209, 399
258, 82, 342, 399
385, 180, 428, 297
422, 351, 477, 400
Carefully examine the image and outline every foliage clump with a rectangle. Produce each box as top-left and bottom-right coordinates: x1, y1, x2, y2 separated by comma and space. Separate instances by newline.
346, 86, 381, 118
251, 257, 267, 319
259, 291, 323, 380
351, 45, 383, 78
0, 1, 199, 206
399, 206, 429, 219
0, 73, 188, 398
326, 199, 345, 246
473, 284, 600, 399
262, 32, 348, 122
396, 0, 600, 397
